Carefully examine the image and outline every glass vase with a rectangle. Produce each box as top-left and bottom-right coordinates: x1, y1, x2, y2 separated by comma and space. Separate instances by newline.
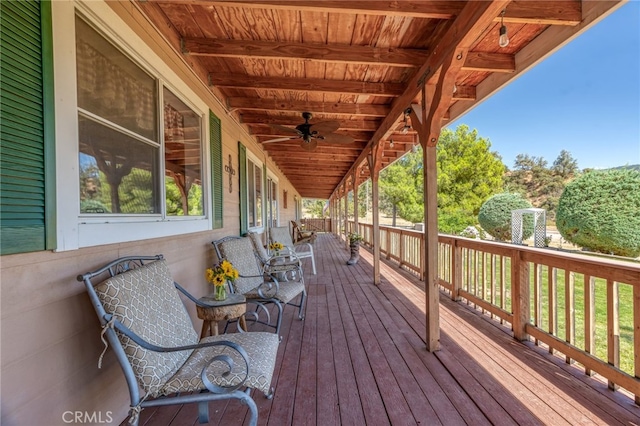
214, 284, 227, 301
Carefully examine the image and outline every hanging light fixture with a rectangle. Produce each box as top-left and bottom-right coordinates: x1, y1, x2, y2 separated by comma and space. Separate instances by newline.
498, 9, 509, 48
389, 139, 394, 148
401, 107, 411, 134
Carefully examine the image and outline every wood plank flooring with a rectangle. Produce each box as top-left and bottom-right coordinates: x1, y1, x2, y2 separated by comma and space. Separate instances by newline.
132, 234, 640, 425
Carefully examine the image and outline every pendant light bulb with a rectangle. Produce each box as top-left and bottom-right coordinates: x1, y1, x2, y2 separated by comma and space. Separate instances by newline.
498, 10, 509, 48
499, 25, 509, 48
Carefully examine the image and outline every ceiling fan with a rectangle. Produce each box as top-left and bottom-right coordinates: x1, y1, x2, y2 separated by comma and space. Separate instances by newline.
262, 112, 354, 151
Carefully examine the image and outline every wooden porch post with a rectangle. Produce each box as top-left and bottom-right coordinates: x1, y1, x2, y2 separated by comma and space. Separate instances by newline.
368, 143, 384, 285
353, 171, 359, 237
344, 184, 349, 248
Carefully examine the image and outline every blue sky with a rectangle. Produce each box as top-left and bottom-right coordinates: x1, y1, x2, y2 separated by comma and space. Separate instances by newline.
448, 1, 640, 170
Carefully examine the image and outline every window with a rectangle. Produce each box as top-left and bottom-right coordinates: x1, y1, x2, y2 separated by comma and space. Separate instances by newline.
247, 159, 262, 228
266, 176, 278, 227
75, 16, 203, 217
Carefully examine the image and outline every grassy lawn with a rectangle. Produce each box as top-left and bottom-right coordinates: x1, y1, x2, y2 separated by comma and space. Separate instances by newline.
456, 251, 635, 375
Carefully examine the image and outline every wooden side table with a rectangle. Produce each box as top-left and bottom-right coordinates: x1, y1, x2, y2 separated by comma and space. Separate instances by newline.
196, 293, 247, 338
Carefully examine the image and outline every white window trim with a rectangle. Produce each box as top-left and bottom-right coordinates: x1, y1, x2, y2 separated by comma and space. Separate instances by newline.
52, 0, 211, 250
266, 170, 279, 227
245, 150, 264, 233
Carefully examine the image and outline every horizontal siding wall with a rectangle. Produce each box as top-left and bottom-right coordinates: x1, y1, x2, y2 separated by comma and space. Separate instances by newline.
0, 1, 302, 425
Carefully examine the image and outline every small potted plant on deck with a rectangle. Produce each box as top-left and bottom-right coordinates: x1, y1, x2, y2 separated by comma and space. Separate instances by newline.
347, 232, 363, 265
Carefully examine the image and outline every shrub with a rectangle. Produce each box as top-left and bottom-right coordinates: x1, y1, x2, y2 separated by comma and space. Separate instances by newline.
556, 169, 640, 257
478, 193, 533, 241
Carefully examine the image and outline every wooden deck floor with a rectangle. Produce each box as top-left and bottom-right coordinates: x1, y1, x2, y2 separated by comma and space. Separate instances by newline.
136, 234, 640, 425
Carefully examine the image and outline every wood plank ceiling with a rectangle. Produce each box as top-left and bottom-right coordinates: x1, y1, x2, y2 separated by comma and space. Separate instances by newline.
136, 0, 620, 199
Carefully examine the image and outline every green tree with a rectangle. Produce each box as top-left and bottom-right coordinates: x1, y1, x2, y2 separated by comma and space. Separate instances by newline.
556, 169, 640, 257
436, 125, 505, 233
478, 193, 533, 241
552, 149, 579, 179
379, 157, 421, 226
378, 125, 505, 234
303, 198, 328, 218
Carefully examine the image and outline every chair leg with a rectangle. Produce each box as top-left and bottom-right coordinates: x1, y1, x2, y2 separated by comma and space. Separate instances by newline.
309, 247, 316, 274
298, 290, 306, 320
274, 300, 284, 335
240, 391, 259, 426
197, 401, 209, 424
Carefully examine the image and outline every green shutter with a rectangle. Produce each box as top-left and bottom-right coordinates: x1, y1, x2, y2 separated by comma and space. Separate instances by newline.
238, 142, 248, 235
209, 110, 223, 229
0, 0, 55, 255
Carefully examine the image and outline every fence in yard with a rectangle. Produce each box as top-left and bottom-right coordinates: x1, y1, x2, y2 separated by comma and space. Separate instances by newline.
346, 220, 640, 404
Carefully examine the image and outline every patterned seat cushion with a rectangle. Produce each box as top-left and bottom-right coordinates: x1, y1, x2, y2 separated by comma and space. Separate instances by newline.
95, 260, 199, 397
162, 332, 279, 395
218, 237, 264, 294
244, 280, 305, 305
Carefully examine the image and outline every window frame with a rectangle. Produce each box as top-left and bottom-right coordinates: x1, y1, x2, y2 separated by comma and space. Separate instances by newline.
245, 150, 264, 232
266, 171, 279, 228
52, 1, 212, 250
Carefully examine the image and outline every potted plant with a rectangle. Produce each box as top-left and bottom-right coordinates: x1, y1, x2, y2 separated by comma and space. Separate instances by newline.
347, 232, 363, 265
205, 260, 239, 301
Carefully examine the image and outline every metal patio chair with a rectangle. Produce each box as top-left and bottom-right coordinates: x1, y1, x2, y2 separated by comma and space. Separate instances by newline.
213, 236, 306, 335
269, 225, 317, 275
78, 255, 278, 426
247, 231, 304, 285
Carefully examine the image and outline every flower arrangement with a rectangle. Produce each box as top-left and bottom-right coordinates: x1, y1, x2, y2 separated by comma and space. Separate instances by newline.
269, 241, 284, 254
205, 260, 239, 300
348, 232, 363, 244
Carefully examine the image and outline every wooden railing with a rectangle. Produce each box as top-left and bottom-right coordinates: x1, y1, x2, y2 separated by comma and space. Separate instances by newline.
347, 220, 640, 403
300, 218, 331, 233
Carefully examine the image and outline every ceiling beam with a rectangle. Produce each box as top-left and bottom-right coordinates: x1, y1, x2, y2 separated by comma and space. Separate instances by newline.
241, 114, 381, 131
210, 74, 404, 97
463, 52, 515, 73
251, 127, 372, 141
184, 37, 428, 68
228, 98, 391, 117
152, 1, 581, 25
187, 37, 515, 72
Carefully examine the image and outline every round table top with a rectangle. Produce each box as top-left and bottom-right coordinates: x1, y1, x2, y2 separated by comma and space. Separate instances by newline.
198, 292, 246, 307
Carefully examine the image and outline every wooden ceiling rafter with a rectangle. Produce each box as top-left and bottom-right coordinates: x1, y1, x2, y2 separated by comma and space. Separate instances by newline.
210, 73, 405, 96
240, 114, 381, 131
183, 37, 428, 67
151, 1, 582, 26
188, 37, 517, 73
228, 98, 391, 117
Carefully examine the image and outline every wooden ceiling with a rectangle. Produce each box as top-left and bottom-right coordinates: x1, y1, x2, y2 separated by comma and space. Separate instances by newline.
136, 0, 622, 199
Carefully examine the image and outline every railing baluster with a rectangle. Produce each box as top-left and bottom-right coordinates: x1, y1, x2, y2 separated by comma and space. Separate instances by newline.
607, 279, 620, 390
480, 252, 486, 313
634, 282, 640, 404
452, 240, 461, 301
490, 254, 496, 320
584, 274, 596, 376
500, 255, 506, 324
565, 270, 575, 364
534, 263, 541, 346
549, 267, 557, 354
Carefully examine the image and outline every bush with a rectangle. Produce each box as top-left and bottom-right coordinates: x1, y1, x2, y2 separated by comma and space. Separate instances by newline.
556, 169, 640, 257
478, 193, 533, 241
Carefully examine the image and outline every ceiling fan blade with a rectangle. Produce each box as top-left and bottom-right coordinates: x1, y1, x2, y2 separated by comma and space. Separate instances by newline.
268, 124, 301, 135
309, 121, 340, 134
262, 137, 296, 144
319, 133, 355, 144
300, 139, 318, 151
